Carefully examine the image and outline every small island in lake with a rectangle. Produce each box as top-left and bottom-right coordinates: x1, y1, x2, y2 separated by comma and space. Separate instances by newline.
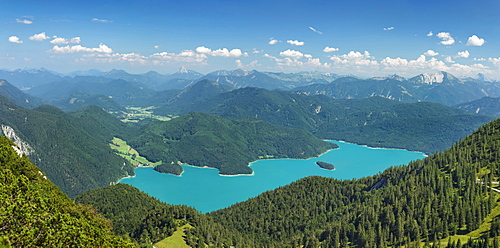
154, 163, 184, 176
316, 161, 335, 170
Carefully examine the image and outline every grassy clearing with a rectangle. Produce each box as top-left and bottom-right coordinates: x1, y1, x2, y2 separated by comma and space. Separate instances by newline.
154, 224, 193, 248
119, 106, 174, 123
110, 137, 161, 166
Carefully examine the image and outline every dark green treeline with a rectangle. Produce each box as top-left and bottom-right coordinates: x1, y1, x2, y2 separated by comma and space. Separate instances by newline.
208, 117, 500, 247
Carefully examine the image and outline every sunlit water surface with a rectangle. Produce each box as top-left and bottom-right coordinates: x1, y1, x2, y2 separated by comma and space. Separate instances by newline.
120, 141, 426, 213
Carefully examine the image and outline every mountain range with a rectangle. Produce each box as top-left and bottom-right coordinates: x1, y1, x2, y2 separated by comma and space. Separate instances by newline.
294, 71, 500, 106
155, 84, 494, 153
1, 67, 500, 247
2, 68, 499, 110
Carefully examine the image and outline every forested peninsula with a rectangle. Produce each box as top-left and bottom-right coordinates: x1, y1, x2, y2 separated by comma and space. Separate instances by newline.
128, 112, 337, 175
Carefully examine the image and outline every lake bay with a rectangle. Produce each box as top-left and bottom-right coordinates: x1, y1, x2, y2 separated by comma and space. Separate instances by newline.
120, 141, 426, 213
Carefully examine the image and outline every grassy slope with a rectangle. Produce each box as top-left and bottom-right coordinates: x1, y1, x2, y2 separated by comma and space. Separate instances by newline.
154, 224, 193, 248
110, 137, 161, 167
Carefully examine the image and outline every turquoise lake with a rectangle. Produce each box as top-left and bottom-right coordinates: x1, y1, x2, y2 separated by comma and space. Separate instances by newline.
120, 141, 426, 213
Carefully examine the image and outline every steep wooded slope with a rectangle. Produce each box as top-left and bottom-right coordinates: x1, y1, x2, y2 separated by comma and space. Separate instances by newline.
0, 136, 135, 247
209, 118, 500, 247
75, 183, 254, 247
0, 96, 135, 197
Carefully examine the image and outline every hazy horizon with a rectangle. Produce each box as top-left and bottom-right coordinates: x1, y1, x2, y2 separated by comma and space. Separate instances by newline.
2, 0, 500, 79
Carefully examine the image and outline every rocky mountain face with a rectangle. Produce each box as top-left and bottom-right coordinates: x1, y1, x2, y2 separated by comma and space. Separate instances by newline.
294, 71, 500, 106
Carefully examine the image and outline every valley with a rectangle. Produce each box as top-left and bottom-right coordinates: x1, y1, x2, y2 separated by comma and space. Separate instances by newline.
1, 67, 500, 247
4, 0, 500, 246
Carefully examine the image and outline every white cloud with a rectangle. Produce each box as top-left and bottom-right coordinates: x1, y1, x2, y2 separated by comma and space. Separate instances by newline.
269, 39, 279, 45
91, 18, 113, 23
265, 50, 329, 70
456, 50, 470, 58
380, 55, 450, 74
195, 46, 246, 57
8, 36, 23, 43
279, 49, 304, 59
383, 27, 395, 31
80, 49, 210, 66
29, 32, 50, 41
287, 40, 305, 46
427, 31, 433, 36
50, 37, 67, 44
330, 51, 377, 66
154, 45, 160, 49
466, 35, 485, 46
309, 26, 323, 34
235, 59, 260, 69
83, 52, 148, 64
50, 43, 113, 53
445, 56, 455, 63
16, 19, 32, 24
195, 46, 212, 54
436, 32, 455, 45
213, 48, 244, 57
487, 57, 500, 68
70, 37, 81, 44
252, 49, 263, 54
424, 50, 439, 56
50, 37, 81, 44
323, 46, 339, 52
235, 59, 243, 68
149, 50, 208, 65
264, 53, 278, 60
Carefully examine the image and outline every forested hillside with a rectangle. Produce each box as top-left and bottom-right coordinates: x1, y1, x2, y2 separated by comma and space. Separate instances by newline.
0, 136, 135, 247
75, 183, 255, 247
0, 95, 136, 197
159, 87, 493, 153
209, 117, 500, 247
455, 97, 500, 117
0, 80, 45, 109
129, 112, 337, 175
76, 118, 500, 247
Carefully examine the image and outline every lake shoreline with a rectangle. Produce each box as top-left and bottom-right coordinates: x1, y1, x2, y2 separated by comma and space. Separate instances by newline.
120, 141, 427, 213
119, 141, 424, 181
334, 140, 428, 156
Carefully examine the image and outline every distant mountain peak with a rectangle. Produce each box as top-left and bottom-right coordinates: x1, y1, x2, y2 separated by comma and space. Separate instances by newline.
107, 68, 126, 74
371, 74, 406, 82
409, 71, 459, 85
178, 66, 189, 74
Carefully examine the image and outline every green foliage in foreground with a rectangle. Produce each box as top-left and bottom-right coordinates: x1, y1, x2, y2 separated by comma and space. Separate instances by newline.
0, 136, 135, 247
209, 117, 500, 247
129, 112, 337, 175
75, 183, 255, 247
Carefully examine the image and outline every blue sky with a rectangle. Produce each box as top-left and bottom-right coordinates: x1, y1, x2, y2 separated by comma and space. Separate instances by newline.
2, 0, 500, 79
